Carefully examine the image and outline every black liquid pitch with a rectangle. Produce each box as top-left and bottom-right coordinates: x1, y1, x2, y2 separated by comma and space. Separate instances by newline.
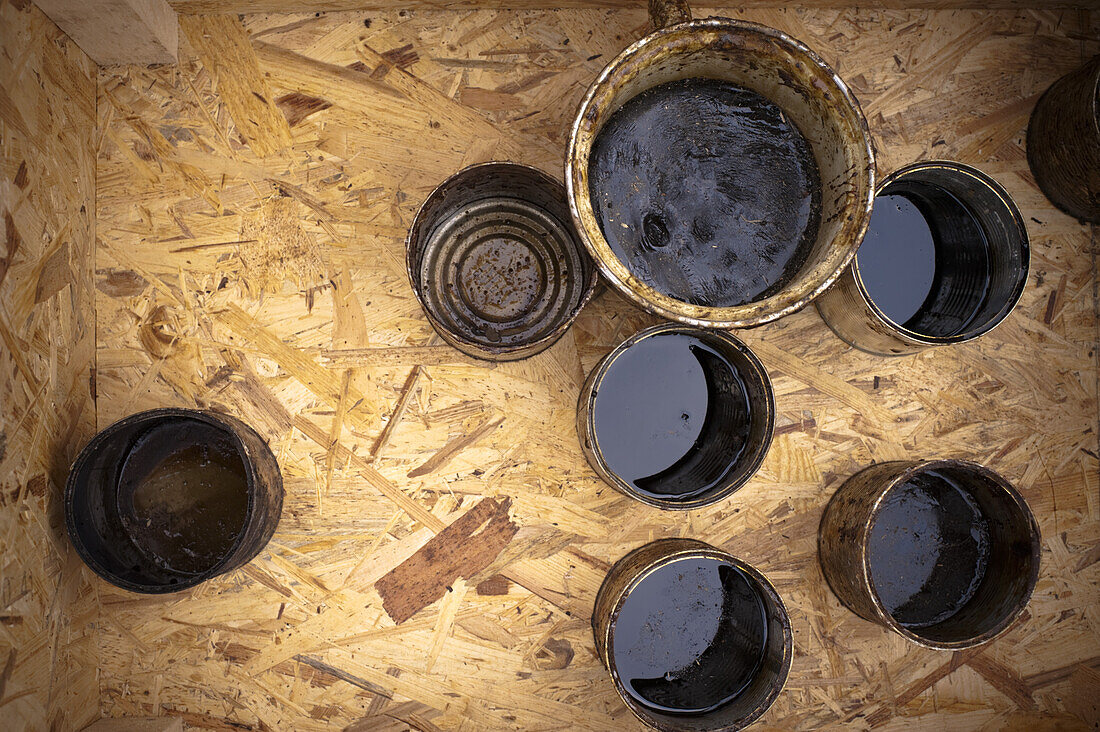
612, 557, 769, 715
857, 193, 936, 325
117, 420, 250, 575
589, 78, 821, 308
858, 185, 993, 337
867, 471, 991, 628
592, 333, 752, 502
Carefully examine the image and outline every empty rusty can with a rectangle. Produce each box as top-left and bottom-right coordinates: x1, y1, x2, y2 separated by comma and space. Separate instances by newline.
577, 324, 773, 510
1026, 55, 1100, 223
815, 161, 1029, 356
407, 162, 597, 361
818, 460, 1040, 649
65, 408, 283, 593
567, 8, 875, 329
593, 538, 792, 731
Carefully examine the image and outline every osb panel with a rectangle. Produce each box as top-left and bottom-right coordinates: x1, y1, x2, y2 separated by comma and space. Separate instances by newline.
92, 7, 1099, 731
166, 1, 1100, 14
0, 0, 100, 729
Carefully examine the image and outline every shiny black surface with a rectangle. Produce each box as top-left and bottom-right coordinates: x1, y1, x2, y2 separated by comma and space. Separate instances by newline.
592, 332, 753, 503
868, 470, 991, 628
612, 556, 769, 715
589, 78, 821, 308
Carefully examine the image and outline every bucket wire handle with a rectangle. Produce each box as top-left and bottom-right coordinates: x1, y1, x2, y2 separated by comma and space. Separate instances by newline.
648, 0, 691, 28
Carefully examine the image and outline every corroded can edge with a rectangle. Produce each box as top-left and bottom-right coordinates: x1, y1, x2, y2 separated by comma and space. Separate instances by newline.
1026, 55, 1100, 224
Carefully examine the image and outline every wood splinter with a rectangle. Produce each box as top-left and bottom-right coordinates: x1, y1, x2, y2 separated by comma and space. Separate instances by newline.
407, 412, 505, 479
370, 365, 422, 463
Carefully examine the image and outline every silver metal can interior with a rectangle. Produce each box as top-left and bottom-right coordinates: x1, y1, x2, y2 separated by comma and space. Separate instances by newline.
406, 162, 597, 362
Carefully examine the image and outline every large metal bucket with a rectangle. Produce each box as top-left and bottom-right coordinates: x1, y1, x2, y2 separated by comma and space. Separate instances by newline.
567, 6, 875, 329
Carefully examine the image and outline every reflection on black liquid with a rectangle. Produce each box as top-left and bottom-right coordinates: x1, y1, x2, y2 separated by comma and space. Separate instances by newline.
857, 193, 936, 325
592, 333, 752, 502
868, 470, 991, 628
858, 185, 992, 337
589, 78, 821, 308
612, 557, 768, 715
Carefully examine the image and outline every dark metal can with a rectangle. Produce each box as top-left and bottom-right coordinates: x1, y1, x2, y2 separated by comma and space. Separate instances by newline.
815, 161, 1030, 356
567, 12, 875, 329
818, 459, 1041, 650
65, 408, 283, 594
577, 323, 774, 510
593, 538, 792, 731
1026, 55, 1100, 223
406, 162, 597, 361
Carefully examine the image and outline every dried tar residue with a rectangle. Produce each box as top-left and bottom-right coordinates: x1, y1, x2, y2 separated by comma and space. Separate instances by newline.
858, 185, 991, 336
589, 78, 821, 308
457, 216, 542, 323
592, 332, 751, 502
868, 470, 991, 628
117, 420, 249, 576
612, 556, 768, 715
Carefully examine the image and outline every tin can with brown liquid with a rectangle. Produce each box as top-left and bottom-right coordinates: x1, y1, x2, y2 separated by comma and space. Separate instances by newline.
65, 408, 283, 593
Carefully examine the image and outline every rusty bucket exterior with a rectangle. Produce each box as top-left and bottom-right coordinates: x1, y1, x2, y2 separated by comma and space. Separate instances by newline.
593, 538, 792, 731
815, 161, 1030, 356
818, 460, 1041, 650
407, 162, 597, 361
1026, 55, 1100, 223
566, 13, 875, 329
576, 323, 774, 510
65, 408, 284, 594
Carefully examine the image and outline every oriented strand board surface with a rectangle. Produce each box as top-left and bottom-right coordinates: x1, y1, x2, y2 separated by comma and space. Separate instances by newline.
0, 0, 100, 729
33, 0, 179, 66
92, 7, 1099, 731
166, 1, 1100, 13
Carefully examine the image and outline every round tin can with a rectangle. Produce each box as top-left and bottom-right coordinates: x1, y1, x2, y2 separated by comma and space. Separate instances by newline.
815, 161, 1029, 356
65, 408, 283, 594
1026, 55, 1100, 223
818, 459, 1041, 649
407, 162, 597, 361
567, 15, 875, 329
577, 323, 774, 510
593, 538, 792, 731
